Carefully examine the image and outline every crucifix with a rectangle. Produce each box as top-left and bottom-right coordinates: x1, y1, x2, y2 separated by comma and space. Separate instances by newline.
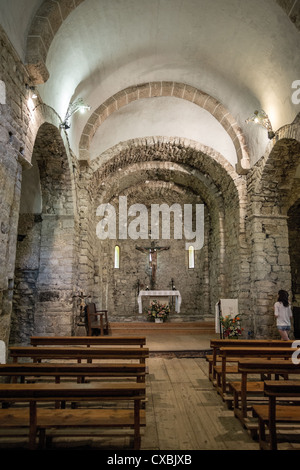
136, 240, 170, 290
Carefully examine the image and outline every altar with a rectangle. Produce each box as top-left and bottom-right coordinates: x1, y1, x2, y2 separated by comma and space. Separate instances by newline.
137, 290, 182, 314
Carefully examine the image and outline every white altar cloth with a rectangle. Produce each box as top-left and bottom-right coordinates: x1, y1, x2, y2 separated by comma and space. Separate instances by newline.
138, 290, 181, 314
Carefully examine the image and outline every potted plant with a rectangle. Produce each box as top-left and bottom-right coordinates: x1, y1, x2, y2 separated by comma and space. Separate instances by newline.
146, 300, 170, 323
220, 314, 243, 338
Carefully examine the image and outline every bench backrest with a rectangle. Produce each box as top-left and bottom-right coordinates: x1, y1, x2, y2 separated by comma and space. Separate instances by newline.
238, 359, 300, 373
0, 362, 146, 378
264, 380, 300, 397
9, 346, 149, 363
210, 339, 294, 348
219, 347, 296, 359
0, 382, 146, 401
30, 336, 146, 347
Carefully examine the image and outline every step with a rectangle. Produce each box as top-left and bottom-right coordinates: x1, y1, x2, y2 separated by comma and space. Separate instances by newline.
109, 321, 216, 335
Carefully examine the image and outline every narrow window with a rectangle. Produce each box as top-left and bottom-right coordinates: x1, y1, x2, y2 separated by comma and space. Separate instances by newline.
188, 245, 195, 269
114, 245, 120, 268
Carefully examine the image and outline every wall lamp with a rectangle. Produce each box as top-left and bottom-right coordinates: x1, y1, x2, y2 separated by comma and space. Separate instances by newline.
25, 83, 37, 99
60, 98, 90, 130
246, 109, 275, 139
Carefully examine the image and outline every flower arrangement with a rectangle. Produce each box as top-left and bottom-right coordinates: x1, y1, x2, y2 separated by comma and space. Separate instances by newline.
146, 300, 170, 322
220, 314, 243, 338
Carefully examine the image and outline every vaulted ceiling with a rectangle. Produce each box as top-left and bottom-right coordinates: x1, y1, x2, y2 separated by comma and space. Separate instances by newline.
1, 0, 300, 171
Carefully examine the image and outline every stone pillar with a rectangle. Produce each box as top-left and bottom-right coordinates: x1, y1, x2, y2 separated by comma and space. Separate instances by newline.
0, 146, 23, 345
249, 213, 291, 338
34, 214, 77, 336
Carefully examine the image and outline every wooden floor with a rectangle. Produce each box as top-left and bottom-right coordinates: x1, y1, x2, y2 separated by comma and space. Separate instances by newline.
1, 333, 300, 451
142, 354, 259, 451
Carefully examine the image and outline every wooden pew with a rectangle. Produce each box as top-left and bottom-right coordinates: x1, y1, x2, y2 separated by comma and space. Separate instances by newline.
0, 382, 146, 450
229, 358, 300, 430
30, 335, 147, 348
207, 339, 294, 382
9, 346, 149, 365
215, 347, 296, 400
0, 362, 146, 384
253, 380, 300, 450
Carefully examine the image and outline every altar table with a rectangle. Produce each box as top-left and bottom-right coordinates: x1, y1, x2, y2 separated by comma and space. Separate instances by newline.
137, 290, 181, 314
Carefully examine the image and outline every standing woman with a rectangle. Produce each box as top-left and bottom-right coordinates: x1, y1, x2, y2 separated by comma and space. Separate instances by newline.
274, 290, 293, 340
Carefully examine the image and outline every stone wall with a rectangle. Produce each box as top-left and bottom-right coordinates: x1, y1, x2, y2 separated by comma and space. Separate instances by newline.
93, 191, 211, 322
0, 26, 32, 346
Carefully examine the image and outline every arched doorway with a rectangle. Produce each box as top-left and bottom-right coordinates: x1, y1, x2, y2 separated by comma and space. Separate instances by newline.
11, 123, 78, 343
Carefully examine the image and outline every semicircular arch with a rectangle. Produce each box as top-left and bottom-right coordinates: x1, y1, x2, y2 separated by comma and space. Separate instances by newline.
251, 116, 300, 213
80, 82, 250, 173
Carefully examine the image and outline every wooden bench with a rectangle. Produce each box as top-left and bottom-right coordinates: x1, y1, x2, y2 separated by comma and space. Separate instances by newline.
207, 339, 294, 382
0, 382, 146, 450
252, 380, 300, 450
215, 347, 296, 399
9, 346, 149, 365
30, 335, 146, 348
229, 358, 300, 429
0, 362, 146, 384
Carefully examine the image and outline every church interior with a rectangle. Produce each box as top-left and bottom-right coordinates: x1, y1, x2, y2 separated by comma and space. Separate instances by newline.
0, 0, 300, 452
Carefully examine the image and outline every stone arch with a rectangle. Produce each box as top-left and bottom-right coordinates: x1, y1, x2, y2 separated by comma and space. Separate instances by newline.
251, 119, 300, 214
86, 137, 248, 319
246, 117, 300, 337
90, 137, 247, 231
11, 122, 79, 343
25, 0, 86, 84
25, 101, 79, 219
80, 82, 250, 173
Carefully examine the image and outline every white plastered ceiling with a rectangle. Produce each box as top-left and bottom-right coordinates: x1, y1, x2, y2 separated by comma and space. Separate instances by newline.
1, 0, 300, 167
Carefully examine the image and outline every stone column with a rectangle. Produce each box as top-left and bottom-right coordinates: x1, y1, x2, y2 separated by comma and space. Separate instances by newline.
249, 213, 291, 338
34, 214, 77, 336
0, 146, 23, 345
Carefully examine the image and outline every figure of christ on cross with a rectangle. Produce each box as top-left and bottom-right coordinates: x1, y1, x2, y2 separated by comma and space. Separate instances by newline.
136, 240, 170, 290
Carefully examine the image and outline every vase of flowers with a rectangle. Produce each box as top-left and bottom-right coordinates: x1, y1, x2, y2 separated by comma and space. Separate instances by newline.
146, 300, 170, 322
220, 314, 243, 338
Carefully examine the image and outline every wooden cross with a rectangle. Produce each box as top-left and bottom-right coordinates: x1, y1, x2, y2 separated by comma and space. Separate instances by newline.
136, 240, 170, 289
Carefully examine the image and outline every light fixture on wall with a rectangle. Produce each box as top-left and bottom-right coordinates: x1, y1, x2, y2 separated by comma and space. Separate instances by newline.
245, 109, 275, 139
60, 98, 91, 130
25, 83, 37, 99
25, 84, 38, 113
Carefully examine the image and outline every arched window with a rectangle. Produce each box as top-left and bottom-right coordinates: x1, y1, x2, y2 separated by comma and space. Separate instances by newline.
188, 245, 195, 269
114, 245, 120, 268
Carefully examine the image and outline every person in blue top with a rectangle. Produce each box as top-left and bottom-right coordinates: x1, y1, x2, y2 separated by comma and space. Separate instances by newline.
274, 290, 293, 340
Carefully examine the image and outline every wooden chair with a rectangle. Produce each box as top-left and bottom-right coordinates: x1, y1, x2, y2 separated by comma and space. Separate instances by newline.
86, 303, 109, 336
